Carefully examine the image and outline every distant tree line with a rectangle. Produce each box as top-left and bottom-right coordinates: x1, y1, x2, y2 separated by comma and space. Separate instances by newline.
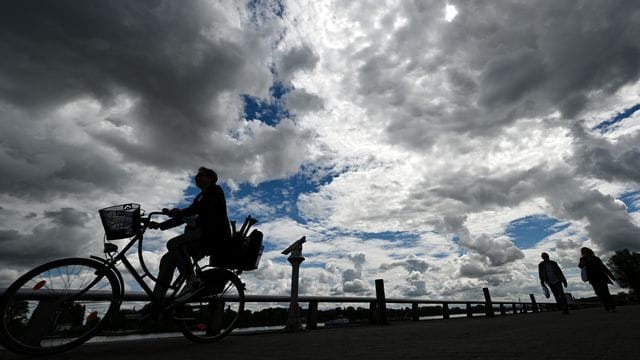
608, 248, 640, 300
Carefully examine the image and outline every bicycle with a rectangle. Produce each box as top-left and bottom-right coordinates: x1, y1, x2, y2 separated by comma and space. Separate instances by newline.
0, 203, 263, 356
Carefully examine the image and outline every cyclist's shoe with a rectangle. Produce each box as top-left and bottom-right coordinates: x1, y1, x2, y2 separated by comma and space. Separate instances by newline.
174, 280, 204, 303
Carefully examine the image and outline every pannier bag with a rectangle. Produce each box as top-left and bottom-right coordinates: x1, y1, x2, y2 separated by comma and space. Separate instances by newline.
99, 203, 141, 240
212, 216, 264, 271
241, 229, 264, 271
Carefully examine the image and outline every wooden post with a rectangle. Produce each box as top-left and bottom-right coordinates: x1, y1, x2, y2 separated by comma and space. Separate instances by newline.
530, 294, 539, 313
411, 303, 420, 321
512, 303, 517, 315
482, 288, 495, 318
466, 302, 473, 318
306, 300, 318, 330
375, 279, 388, 325
499, 303, 505, 316
442, 303, 450, 319
207, 301, 224, 336
23, 299, 57, 346
369, 301, 378, 324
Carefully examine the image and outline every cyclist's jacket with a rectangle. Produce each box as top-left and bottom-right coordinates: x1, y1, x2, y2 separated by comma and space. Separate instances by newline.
160, 183, 231, 251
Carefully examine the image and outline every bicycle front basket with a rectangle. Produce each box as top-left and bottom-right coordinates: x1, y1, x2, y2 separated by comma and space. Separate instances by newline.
99, 203, 141, 240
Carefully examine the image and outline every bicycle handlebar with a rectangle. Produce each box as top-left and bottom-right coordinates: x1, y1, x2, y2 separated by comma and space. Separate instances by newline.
141, 210, 169, 227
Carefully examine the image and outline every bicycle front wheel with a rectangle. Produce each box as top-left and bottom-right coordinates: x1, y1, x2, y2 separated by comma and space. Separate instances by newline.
174, 268, 245, 343
0, 258, 121, 355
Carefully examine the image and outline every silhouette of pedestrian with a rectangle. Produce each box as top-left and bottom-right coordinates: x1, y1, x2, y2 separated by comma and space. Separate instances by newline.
538, 252, 570, 314
579, 247, 616, 312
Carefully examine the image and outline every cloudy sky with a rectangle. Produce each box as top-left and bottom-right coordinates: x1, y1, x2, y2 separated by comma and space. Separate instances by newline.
1, 0, 640, 303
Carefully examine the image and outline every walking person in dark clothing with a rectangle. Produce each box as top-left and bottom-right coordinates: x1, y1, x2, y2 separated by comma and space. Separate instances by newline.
579, 247, 617, 312
538, 252, 570, 314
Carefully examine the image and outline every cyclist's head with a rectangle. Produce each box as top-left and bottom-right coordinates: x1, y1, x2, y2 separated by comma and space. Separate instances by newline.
195, 167, 218, 188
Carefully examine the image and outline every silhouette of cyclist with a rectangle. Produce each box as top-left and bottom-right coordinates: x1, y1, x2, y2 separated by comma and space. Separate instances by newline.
149, 166, 231, 302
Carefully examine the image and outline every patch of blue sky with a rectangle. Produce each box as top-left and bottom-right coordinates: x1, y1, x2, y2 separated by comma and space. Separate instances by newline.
353, 230, 421, 246
506, 215, 570, 249
619, 191, 640, 212
248, 0, 285, 24
448, 235, 467, 256
593, 103, 640, 133
223, 171, 332, 224
242, 82, 291, 126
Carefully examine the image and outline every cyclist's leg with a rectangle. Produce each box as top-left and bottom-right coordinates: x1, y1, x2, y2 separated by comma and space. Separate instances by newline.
152, 252, 178, 302
166, 229, 203, 282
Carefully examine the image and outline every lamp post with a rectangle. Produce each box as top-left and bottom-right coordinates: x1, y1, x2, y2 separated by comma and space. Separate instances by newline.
282, 236, 306, 332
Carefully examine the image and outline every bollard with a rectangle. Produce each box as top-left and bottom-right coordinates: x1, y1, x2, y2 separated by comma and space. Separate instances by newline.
482, 288, 495, 318
411, 303, 420, 321
529, 294, 538, 313
466, 302, 473, 318
375, 279, 388, 325
442, 303, 450, 319
369, 301, 378, 324
306, 300, 318, 330
499, 303, 505, 316
512, 303, 517, 315
282, 237, 306, 332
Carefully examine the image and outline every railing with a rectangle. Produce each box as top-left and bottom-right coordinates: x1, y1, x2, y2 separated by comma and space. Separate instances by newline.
3, 281, 558, 331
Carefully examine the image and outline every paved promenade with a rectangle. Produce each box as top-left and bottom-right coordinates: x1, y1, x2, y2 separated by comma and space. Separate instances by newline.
2, 305, 638, 359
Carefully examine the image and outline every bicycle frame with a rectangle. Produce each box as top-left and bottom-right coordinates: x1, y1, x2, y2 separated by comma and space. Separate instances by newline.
95, 211, 185, 311
0, 210, 248, 355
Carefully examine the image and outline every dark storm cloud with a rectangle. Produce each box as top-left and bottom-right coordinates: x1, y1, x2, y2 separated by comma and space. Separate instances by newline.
0, 208, 97, 275
379, 254, 429, 273
431, 166, 573, 211
346, 1, 640, 149
0, 132, 130, 200
458, 256, 509, 278
430, 154, 640, 253
276, 45, 320, 80
571, 122, 640, 184
548, 188, 640, 252
0, 0, 279, 170
448, 1, 640, 117
283, 89, 324, 114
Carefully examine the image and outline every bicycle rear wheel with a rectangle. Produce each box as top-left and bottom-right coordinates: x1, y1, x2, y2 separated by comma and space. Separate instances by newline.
174, 268, 245, 343
0, 258, 121, 355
